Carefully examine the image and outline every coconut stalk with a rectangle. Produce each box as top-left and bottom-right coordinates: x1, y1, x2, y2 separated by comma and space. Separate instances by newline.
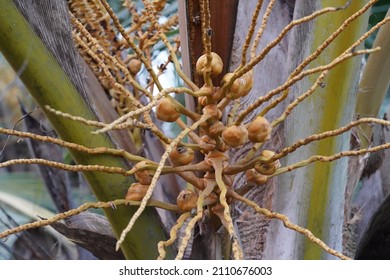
0, 0, 172, 259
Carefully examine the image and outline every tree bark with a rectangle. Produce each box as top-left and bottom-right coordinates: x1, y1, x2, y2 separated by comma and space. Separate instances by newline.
229, 0, 292, 259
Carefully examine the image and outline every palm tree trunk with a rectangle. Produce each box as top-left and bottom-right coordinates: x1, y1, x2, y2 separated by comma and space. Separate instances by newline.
0, 0, 172, 259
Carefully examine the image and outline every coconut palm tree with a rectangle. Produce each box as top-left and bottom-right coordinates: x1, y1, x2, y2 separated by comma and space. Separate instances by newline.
0, 0, 389, 260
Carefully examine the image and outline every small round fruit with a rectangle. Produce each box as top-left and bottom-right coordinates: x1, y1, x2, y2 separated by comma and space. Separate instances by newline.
153, 0, 166, 11
135, 170, 152, 185
245, 169, 268, 185
221, 73, 239, 97
177, 189, 198, 212
209, 121, 225, 137
222, 124, 248, 147
222, 71, 253, 99
261, 150, 276, 160
169, 146, 195, 166
202, 104, 222, 120
254, 150, 280, 175
247, 116, 272, 143
128, 58, 142, 75
226, 79, 245, 99
125, 183, 149, 201
156, 97, 180, 122
196, 52, 223, 77
241, 71, 254, 96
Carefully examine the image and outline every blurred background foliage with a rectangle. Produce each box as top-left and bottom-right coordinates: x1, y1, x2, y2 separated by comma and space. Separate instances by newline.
0, 0, 388, 259
366, 0, 390, 116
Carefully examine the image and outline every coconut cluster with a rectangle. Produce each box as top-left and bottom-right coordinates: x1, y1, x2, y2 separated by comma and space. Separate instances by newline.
124, 51, 280, 211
